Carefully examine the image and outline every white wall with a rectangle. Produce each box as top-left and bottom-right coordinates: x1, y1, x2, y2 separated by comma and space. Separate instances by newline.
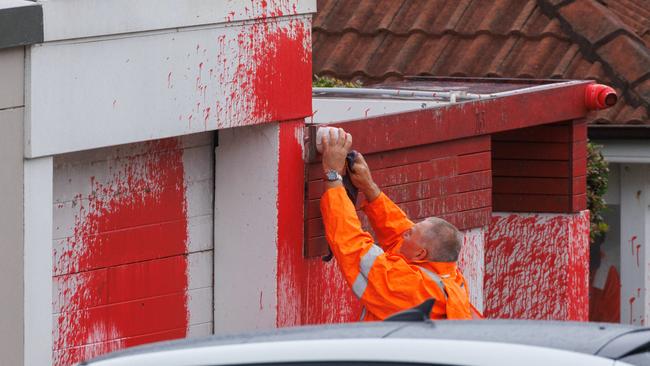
51, 133, 214, 365
458, 227, 485, 313
0, 46, 26, 366
619, 164, 650, 325
214, 123, 280, 333
38, 0, 316, 41
26, 14, 312, 157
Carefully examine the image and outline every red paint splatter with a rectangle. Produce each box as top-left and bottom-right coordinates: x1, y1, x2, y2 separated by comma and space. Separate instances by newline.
53, 138, 189, 365
485, 212, 590, 320
222, 16, 311, 127
636, 244, 641, 267
630, 296, 636, 323
276, 120, 312, 326
203, 107, 211, 129
630, 236, 638, 256
248, 19, 311, 121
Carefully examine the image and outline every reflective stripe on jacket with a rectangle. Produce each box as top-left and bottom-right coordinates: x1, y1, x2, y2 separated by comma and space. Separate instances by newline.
320, 186, 476, 320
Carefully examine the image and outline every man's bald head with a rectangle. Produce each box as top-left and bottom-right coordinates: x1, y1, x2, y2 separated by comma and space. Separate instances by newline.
421, 217, 462, 262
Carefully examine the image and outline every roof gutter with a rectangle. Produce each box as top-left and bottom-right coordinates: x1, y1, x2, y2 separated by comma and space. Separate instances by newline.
0, 0, 43, 49
588, 125, 650, 140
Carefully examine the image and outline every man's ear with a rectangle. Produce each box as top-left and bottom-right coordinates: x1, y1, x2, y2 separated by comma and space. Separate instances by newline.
415, 247, 428, 261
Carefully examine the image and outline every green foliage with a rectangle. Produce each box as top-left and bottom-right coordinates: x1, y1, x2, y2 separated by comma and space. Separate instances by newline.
313, 75, 362, 88
587, 141, 609, 244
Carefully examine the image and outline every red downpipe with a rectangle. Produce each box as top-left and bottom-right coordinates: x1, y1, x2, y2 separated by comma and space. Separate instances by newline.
585, 84, 617, 110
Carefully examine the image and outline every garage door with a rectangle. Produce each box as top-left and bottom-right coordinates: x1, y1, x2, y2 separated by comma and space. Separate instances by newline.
52, 133, 214, 365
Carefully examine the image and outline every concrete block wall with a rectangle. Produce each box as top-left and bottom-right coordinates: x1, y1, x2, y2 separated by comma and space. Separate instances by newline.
52, 133, 214, 365
0, 46, 26, 366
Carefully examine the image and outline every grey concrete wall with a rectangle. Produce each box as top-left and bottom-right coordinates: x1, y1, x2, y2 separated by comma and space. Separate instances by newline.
0, 46, 25, 366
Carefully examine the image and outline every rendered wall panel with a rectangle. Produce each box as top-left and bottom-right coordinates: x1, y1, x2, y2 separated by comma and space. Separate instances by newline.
27, 15, 311, 157
25, 157, 54, 366
0, 107, 24, 366
620, 164, 650, 325
0, 47, 24, 109
39, 0, 316, 41
52, 133, 214, 366
213, 123, 280, 334
485, 211, 590, 320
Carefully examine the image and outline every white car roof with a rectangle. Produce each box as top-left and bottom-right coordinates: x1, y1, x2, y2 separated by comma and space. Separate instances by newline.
87, 338, 624, 366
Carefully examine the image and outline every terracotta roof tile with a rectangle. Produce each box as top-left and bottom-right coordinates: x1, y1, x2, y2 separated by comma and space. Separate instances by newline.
606, 0, 650, 45
313, 0, 650, 125
597, 34, 650, 83
558, 0, 636, 45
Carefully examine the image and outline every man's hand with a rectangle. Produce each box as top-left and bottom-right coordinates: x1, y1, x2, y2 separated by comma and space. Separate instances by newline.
321, 128, 352, 175
349, 153, 381, 201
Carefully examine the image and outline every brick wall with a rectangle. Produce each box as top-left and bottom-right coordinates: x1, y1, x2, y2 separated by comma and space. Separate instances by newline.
305, 135, 492, 257
492, 120, 587, 213
52, 133, 214, 366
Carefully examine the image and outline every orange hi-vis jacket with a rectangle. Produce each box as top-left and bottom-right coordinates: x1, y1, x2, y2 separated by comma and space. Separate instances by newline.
321, 186, 475, 320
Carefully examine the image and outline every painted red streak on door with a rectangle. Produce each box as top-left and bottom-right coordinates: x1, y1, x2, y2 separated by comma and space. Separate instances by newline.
53, 138, 189, 366
485, 211, 590, 320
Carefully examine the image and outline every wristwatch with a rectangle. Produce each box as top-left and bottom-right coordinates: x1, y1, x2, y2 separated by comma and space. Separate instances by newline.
324, 169, 343, 182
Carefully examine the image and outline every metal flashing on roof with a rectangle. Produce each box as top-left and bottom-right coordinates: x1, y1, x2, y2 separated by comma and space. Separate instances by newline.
0, 0, 43, 49
311, 77, 587, 125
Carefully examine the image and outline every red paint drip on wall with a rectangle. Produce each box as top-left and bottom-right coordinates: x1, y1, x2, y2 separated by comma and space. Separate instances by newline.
248, 19, 311, 122
630, 236, 637, 256
276, 120, 308, 327
630, 296, 636, 324
53, 138, 189, 366
485, 212, 590, 320
223, 16, 311, 127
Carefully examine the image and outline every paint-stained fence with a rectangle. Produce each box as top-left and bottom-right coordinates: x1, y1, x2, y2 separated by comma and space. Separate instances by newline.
52, 133, 214, 365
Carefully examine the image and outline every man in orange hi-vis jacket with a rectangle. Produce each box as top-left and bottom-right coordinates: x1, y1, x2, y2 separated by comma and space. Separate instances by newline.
319, 127, 481, 320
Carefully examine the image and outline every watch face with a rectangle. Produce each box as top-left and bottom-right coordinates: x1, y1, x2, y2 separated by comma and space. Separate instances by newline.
326, 170, 340, 181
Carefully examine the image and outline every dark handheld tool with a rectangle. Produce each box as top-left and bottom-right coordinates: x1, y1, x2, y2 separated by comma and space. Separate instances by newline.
322, 150, 359, 262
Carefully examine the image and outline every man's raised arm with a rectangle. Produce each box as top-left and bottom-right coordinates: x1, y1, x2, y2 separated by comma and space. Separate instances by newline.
349, 154, 414, 253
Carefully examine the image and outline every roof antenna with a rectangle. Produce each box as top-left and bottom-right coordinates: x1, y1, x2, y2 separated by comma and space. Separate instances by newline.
385, 298, 435, 322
